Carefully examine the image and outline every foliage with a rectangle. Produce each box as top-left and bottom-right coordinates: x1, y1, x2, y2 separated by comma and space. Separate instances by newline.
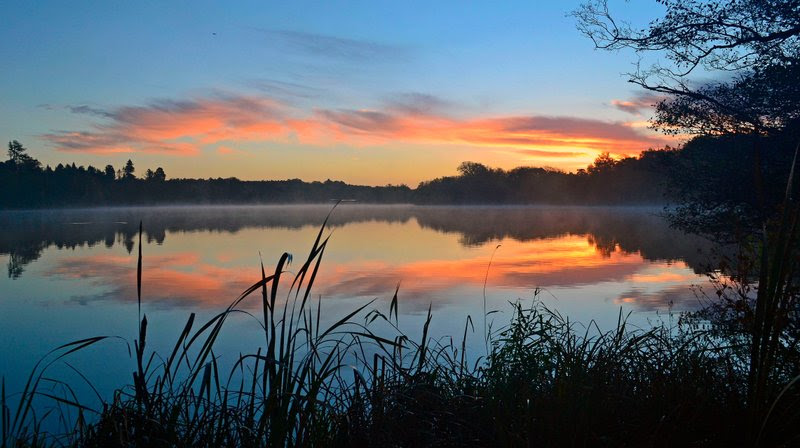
0, 143, 412, 208
3, 222, 800, 447
415, 151, 675, 205
122, 159, 135, 180
573, 0, 800, 96
6, 136, 798, 211
662, 131, 797, 242
6, 141, 40, 171
575, 0, 800, 437
573, 0, 800, 177
652, 63, 800, 135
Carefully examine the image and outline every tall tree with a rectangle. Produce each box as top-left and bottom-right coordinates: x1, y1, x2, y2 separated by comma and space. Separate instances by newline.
575, 0, 800, 434
587, 152, 616, 174
7, 140, 25, 163
574, 0, 800, 227
6, 140, 39, 170
123, 159, 136, 180
153, 167, 166, 182
574, 0, 800, 99
574, 1, 800, 145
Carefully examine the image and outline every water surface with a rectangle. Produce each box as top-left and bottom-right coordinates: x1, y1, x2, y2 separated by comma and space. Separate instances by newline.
0, 205, 717, 404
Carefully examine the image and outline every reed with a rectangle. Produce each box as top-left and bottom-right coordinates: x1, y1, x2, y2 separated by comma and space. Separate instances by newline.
2, 208, 799, 446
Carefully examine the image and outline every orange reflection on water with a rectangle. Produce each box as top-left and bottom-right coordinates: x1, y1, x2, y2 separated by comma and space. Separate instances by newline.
46, 252, 255, 308
43, 228, 702, 313
317, 235, 659, 302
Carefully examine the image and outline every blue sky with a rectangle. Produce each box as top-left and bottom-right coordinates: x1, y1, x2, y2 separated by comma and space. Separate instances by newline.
0, 1, 674, 185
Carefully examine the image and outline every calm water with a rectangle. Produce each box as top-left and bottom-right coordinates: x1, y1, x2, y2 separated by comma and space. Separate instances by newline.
0, 205, 716, 406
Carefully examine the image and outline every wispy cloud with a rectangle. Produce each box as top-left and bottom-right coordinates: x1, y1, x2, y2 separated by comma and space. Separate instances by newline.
42, 92, 672, 159
382, 92, 455, 116
261, 29, 408, 62
610, 93, 665, 116
66, 105, 114, 118
246, 78, 324, 100
317, 109, 401, 133
43, 94, 287, 155
315, 109, 671, 152
512, 149, 588, 158
42, 130, 145, 154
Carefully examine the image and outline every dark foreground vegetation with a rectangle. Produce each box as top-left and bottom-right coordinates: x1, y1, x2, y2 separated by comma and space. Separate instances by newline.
2, 216, 799, 447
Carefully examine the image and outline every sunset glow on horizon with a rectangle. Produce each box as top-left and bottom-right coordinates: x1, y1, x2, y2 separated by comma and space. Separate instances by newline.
0, 0, 674, 185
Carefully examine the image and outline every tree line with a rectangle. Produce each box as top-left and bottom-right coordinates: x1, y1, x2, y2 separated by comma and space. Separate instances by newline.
0, 142, 411, 207
0, 131, 796, 209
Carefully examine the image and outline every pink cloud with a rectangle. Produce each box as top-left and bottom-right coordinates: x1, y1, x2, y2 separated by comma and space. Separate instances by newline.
43, 93, 673, 159
43, 95, 287, 156
610, 93, 666, 116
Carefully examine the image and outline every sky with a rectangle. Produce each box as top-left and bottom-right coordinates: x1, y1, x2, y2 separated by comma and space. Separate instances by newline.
0, 0, 678, 186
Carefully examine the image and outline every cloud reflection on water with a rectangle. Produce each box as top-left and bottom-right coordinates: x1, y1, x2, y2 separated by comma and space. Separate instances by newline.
35, 224, 707, 313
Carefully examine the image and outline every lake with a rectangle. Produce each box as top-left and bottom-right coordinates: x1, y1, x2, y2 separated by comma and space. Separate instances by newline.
0, 205, 717, 408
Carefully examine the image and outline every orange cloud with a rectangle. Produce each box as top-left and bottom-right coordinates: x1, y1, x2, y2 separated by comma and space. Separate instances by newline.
43, 93, 673, 162
42, 96, 287, 156
313, 111, 671, 153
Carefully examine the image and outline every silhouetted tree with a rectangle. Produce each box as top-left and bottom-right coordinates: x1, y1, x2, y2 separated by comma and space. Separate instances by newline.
414, 156, 671, 205
575, 0, 800, 227
587, 152, 616, 174
574, 0, 800, 106
123, 159, 135, 180
104, 164, 115, 180
6, 140, 40, 170
457, 161, 490, 177
652, 63, 800, 137
153, 167, 166, 181
576, 0, 800, 433
7, 140, 25, 163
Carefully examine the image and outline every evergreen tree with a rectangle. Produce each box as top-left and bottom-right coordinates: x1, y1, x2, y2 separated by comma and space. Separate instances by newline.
6, 140, 40, 170
123, 159, 135, 179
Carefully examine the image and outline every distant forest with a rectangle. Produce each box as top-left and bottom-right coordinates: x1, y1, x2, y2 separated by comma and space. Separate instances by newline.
0, 131, 795, 209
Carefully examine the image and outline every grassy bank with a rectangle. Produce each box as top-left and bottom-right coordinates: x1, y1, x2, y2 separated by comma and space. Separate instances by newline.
2, 218, 799, 447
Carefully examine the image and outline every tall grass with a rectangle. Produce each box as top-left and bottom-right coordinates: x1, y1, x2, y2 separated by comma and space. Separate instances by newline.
744, 139, 800, 439
2, 208, 799, 446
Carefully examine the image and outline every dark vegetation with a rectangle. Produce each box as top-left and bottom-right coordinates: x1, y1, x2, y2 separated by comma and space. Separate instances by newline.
2, 218, 797, 447
0, 144, 411, 208
576, 0, 800, 441
0, 133, 795, 208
